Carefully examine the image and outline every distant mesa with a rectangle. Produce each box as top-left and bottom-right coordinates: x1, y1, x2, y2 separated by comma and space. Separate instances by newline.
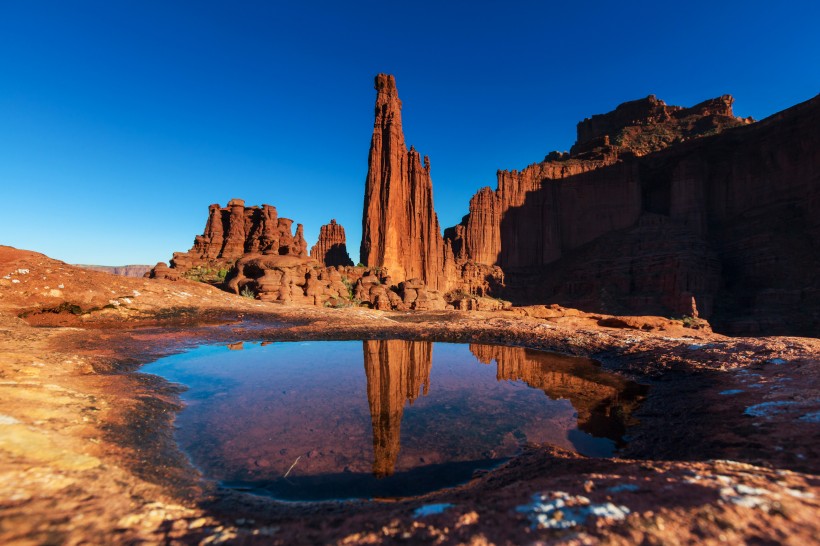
76, 264, 152, 278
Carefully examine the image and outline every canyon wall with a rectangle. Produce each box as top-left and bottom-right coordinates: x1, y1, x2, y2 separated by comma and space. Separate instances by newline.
150, 199, 456, 310
447, 93, 820, 335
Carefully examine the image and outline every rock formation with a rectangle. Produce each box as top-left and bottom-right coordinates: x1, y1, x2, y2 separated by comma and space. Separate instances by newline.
309, 219, 354, 267
571, 94, 751, 157
446, 93, 820, 335
156, 199, 309, 278
359, 74, 506, 303
147, 77, 818, 333
360, 74, 452, 291
445, 95, 752, 272
150, 197, 457, 310
363, 339, 432, 478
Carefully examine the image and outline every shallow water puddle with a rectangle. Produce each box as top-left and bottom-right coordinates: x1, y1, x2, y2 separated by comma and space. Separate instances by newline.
142, 340, 644, 500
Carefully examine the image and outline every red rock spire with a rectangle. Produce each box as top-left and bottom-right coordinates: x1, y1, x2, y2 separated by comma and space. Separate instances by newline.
360, 74, 448, 290
310, 219, 354, 267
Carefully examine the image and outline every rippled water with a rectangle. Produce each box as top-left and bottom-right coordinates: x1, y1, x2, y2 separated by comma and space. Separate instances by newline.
142, 340, 644, 500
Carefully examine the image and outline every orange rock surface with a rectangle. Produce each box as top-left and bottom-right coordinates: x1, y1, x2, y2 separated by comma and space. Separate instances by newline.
158, 199, 309, 277
309, 219, 353, 267
360, 74, 451, 291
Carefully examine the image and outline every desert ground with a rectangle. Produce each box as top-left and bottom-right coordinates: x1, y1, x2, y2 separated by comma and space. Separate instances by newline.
0, 245, 818, 545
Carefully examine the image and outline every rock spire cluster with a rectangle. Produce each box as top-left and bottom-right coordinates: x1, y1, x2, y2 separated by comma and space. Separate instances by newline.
166, 199, 309, 274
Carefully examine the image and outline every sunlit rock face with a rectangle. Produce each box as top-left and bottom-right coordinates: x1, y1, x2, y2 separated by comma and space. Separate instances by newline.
359, 74, 506, 300
149, 199, 310, 278
360, 74, 449, 291
310, 219, 354, 267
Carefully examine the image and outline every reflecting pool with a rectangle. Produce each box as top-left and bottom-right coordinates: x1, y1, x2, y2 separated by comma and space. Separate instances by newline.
142, 340, 644, 500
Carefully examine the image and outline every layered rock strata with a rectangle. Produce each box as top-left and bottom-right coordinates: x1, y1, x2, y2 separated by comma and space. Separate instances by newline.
77, 265, 152, 278
446, 93, 820, 334
309, 219, 354, 267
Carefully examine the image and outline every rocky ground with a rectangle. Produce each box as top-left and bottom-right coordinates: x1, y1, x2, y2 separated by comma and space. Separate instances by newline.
0, 245, 818, 545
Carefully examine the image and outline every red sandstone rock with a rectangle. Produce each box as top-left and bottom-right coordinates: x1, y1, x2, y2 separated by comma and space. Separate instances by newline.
360, 74, 450, 291
447, 94, 752, 272
359, 74, 507, 303
147, 262, 179, 281
572, 94, 750, 157
154, 200, 310, 278
445, 93, 820, 335
310, 219, 354, 267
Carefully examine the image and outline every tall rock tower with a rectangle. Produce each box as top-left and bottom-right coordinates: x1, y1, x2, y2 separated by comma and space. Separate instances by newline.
360, 74, 449, 290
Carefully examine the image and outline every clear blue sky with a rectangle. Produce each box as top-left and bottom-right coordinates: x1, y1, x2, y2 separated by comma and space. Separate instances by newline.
1, 1, 818, 265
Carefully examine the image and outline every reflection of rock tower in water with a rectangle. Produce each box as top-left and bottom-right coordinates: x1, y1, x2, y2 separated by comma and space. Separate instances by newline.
362, 340, 432, 478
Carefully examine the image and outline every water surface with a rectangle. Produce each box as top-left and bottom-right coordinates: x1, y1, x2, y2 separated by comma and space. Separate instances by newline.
143, 340, 644, 500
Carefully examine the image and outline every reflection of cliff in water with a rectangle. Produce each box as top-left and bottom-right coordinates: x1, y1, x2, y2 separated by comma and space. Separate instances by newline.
362, 340, 645, 478
469, 344, 645, 445
363, 340, 432, 477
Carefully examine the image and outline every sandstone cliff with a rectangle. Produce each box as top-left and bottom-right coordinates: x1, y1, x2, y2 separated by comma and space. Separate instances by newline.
446, 95, 752, 271
446, 93, 819, 335
309, 219, 354, 267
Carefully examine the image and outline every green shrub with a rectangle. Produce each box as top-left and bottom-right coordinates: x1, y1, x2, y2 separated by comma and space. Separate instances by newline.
240, 286, 257, 299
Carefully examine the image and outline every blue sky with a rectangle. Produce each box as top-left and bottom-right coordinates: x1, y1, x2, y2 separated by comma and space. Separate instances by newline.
1, 1, 818, 265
